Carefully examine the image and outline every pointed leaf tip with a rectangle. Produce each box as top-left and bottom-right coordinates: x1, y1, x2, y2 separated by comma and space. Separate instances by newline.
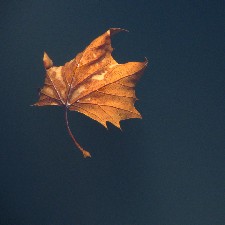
108, 28, 129, 36
43, 52, 53, 69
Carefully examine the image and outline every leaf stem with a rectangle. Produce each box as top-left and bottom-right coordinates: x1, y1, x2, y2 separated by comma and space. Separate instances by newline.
64, 107, 91, 158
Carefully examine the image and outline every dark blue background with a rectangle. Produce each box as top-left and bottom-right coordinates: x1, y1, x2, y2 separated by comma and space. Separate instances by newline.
1, 1, 225, 224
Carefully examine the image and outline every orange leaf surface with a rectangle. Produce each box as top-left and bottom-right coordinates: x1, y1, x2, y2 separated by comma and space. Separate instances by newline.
34, 28, 148, 157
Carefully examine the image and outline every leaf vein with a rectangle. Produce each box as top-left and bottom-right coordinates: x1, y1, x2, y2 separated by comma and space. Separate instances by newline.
97, 90, 137, 99
46, 73, 64, 104
76, 102, 140, 116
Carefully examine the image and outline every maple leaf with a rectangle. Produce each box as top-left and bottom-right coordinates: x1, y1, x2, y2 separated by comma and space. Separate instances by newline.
33, 28, 148, 158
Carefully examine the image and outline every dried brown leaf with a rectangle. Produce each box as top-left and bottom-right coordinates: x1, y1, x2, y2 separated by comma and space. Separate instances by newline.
34, 28, 148, 157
